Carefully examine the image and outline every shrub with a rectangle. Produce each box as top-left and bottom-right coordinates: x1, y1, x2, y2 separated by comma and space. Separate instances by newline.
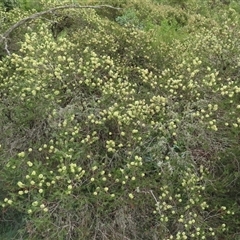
0, 0, 240, 239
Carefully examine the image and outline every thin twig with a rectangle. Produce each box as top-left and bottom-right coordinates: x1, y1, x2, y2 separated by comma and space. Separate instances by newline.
0, 4, 121, 45
3, 37, 10, 55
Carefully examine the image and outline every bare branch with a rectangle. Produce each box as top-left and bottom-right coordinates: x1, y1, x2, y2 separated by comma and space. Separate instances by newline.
0, 4, 121, 46
4, 37, 11, 56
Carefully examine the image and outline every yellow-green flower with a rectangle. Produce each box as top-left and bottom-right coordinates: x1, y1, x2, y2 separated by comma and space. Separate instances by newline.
17, 152, 25, 158
17, 181, 25, 188
128, 193, 134, 199
27, 161, 33, 167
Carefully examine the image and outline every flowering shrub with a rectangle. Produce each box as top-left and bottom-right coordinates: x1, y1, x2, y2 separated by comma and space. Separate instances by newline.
0, 0, 240, 239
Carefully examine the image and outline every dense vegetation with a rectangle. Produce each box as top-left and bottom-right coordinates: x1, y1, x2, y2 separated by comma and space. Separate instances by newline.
1, 0, 240, 239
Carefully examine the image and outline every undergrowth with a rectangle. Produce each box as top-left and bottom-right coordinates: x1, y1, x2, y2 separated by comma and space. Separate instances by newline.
0, 0, 240, 239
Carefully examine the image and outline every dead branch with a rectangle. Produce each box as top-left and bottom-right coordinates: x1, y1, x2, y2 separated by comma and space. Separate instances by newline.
0, 4, 121, 46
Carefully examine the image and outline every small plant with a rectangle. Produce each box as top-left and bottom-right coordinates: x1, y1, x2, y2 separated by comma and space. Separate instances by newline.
116, 8, 143, 29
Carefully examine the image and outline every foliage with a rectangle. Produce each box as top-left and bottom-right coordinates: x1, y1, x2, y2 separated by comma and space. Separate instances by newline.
115, 8, 143, 29
0, 0, 240, 239
0, 0, 43, 11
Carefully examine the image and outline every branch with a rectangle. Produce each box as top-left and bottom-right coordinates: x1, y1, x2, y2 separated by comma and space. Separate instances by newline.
0, 4, 121, 45
4, 37, 11, 56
